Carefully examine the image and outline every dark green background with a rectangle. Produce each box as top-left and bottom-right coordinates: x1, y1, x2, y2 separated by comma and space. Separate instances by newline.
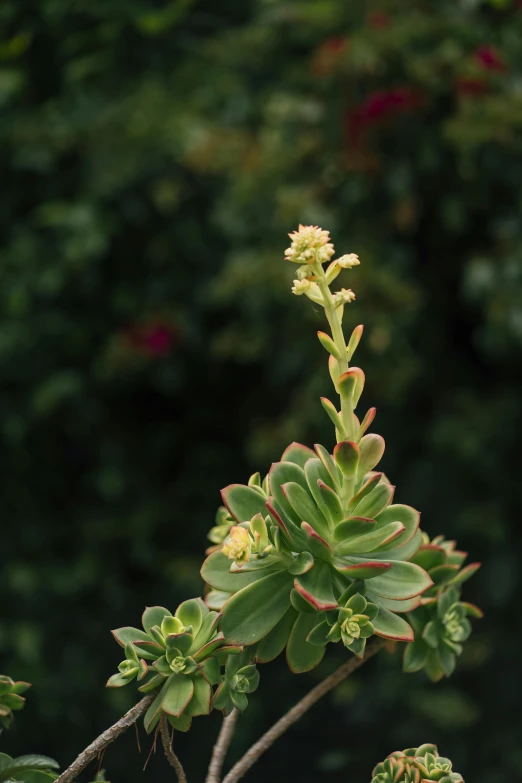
1, 1, 521, 781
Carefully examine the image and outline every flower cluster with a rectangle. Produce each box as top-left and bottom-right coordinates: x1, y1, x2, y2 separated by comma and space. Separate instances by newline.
284, 224, 334, 265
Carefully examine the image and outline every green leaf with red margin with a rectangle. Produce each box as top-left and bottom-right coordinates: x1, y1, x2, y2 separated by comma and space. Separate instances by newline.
300, 522, 332, 560
351, 482, 394, 518
142, 607, 172, 635
447, 562, 481, 587
317, 480, 344, 524
333, 560, 392, 580
111, 627, 152, 648
221, 484, 267, 523
429, 564, 460, 585
314, 444, 342, 490
286, 613, 326, 673
221, 569, 294, 646
281, 481, 330, 539
175, 599, 204, 634
290, 588, 320, 614
304, 458, 336, 528
162, 673, 194, 718
288, 551, 314, 575
366, 592, 421, 613
333, 441, 360, 479
372, 607, 414, 641
167, 712, 192, 732
184, 676, 212, 717
334, 517, 375, 543
269, 462, 310, 543
336, 521, 405, 556
373, 504, 420, 547
256, 606, 298, 663
349, 473, 382, 508
356, 434, 385, 480
201, 550, 282, 593
410, 544, 446, 571
368, 529, 423, 562
366, 561, 433, 600
293, 562, 337, 610
281, 442, 316, 468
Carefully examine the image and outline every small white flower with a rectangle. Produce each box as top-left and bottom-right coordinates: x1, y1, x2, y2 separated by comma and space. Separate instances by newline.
333, 288, 356, 307
291, 279, 311, 296
336, 253, 360, 269
285, 224, 334, 265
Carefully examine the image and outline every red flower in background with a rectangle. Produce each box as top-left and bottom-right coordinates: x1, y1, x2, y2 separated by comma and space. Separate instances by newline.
368, 11, 391, 29
475, 45, 507, 72
124, 320, 178, 358
347, 87, 422, 145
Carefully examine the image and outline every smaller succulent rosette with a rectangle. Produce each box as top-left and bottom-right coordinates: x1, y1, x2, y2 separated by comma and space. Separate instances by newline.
212, 648, 260, 715
109, 600, 240, 733
403, 534, 482, 681
371, 744, 463, 783
403, 586, 482, 681
0, 675, 31, 731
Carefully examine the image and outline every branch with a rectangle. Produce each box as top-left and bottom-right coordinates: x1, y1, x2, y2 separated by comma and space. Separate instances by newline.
206, 708, 239, 783
54, 694, 155, 783
159, 715, 188, 783
222, 638, 385, 783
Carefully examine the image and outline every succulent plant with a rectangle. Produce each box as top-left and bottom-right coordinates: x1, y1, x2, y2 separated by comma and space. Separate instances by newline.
371, 744, 463, 783
403, 586, 483, 681
0, 676, 30, 732
409, 534, 480, 597
109, 600, 239, 732
212, 648, 260, 715
403, 534, 482, 680
202, 435, 432, 672
0, 753, 60, 783
200, 226, 444, 673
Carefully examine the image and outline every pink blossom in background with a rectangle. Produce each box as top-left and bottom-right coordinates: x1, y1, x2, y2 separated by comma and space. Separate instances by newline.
124, 321, 178, 358
475, 45, 507, 72
347, 87, 422, 145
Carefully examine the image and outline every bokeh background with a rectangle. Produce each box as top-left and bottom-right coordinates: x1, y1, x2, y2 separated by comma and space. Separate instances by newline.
1, 0, 521, 781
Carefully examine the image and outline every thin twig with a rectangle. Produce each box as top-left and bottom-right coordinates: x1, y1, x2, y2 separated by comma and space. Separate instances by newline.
222, 638, 385, 783
206, 708, 239, 783
54, 694, 155, 783
159, 715, 188, 783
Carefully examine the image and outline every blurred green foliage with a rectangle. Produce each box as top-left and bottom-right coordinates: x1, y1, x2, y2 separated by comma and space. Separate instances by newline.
0, 0, 521, 781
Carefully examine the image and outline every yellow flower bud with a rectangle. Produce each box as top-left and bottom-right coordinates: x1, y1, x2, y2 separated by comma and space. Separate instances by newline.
222, 526, 252, 565
284, 224, 334, 265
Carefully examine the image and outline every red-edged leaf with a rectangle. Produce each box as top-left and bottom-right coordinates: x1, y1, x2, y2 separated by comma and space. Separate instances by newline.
411, 544, 446, 571
334, 517, 376, 541
333, 441, 360, 479
300, 521, 332, 559
447, 562, 481, 586
221, 484, 267, 523
293, 562, 337, 611
372, 607, 414, 642
281, 442, 316, 468
333, 560, 392, 579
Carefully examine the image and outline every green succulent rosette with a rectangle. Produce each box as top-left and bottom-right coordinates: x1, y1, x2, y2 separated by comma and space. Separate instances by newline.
0, 675, 31, 731
212, 648, 260, 715
109, 600, 240, 733
202, 436, 433, 673
403, 585, 483, 681
403, 534, 482, 681
371, 744, 464, 783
